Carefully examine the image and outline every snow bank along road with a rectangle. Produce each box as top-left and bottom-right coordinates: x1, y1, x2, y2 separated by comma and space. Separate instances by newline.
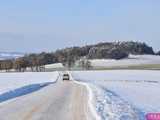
1, 70, 159, 120
72, 70, 160, 120
0, 72, 92, 120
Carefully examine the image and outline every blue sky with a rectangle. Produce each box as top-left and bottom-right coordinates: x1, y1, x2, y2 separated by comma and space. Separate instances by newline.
0, 0, 160, 53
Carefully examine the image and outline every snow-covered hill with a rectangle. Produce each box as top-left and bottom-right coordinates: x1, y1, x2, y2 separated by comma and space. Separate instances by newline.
45, 63, 64, 69
0, 52, 24, 60
90, 54, 160, 68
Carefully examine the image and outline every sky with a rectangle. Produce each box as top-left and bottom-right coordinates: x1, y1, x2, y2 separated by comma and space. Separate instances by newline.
0, 0, 160, 53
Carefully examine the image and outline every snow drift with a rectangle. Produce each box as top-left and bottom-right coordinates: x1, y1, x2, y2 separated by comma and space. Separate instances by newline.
71, 70, 160, 120
0, 72, 59, 103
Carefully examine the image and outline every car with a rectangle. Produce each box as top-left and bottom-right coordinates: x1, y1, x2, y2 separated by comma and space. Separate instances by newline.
63, 74, 70, 81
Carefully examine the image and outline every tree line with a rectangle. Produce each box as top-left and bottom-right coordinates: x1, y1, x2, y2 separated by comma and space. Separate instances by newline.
0, 41, 156, 72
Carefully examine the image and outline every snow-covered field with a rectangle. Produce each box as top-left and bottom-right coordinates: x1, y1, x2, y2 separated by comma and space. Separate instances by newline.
45, 63, 64, 69
90, 55, 160, 68
0, 72, 59, 103
71, 70, 160, 120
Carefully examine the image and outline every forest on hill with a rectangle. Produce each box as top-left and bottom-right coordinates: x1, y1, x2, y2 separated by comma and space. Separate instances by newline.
0, 41, 156, 71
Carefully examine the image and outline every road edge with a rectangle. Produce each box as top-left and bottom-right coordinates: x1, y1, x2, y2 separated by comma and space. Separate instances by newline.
68, 71, 101, 120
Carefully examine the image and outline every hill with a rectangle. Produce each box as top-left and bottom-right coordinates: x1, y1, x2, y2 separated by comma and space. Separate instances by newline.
0, 52, 24, 60
0, 41, 156, 71
53, 41, 154, 62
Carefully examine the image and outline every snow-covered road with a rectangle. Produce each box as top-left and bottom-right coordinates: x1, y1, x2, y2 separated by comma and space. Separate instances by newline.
0, 70, 159, 120
0, 72, 91, 120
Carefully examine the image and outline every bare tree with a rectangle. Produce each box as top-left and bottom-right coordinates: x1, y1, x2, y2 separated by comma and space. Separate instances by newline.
1, 60, 13, 72
85, 60, 92, 70
78, 58, 92, 70
14, 58, 28, 72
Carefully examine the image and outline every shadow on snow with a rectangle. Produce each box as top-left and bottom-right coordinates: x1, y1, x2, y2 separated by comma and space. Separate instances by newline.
0, 81, 55, 103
